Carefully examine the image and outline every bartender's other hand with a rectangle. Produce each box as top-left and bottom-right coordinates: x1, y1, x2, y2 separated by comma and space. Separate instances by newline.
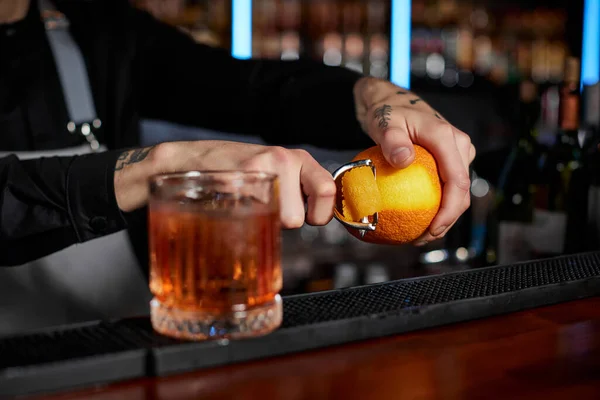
115, 141, 335, 229
353, 76, 476, 245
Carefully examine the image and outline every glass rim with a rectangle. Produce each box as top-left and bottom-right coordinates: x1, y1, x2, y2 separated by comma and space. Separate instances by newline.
150, 170, 278, 185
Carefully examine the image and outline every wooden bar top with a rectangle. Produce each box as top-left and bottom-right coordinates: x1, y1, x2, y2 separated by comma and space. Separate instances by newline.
31, 297, 600, 400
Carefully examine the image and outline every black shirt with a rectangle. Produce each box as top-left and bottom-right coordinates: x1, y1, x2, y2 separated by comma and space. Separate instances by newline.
0, 0, 370, 266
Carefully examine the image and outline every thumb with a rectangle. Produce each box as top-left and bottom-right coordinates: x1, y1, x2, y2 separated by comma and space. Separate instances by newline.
367, 103, 415, 169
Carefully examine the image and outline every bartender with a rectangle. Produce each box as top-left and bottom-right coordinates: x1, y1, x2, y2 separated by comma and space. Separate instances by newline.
0, 0, 474, 330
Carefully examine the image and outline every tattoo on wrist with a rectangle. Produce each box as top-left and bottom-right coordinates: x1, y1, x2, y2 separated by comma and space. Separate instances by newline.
409, 98, 423, 105
115, 146, 154, 171
374, 104, 392, 129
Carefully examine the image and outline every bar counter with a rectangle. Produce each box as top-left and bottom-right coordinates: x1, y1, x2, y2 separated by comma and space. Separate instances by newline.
27, 297, 600, 399
4, 251, 600, 399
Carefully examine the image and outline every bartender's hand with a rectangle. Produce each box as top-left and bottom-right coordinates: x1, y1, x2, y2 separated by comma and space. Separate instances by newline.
113, 141, 335, 229
353, 76, 476, 245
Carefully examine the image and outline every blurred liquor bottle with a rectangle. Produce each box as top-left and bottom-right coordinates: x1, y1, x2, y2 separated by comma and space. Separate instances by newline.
132, 0, 571, 89
366, 0, 389, 79
253, 0, 280, 58
532, 57, 583, 258
410, 0, 568, 89
250, 0, 390, 79
340, 0, 363, 74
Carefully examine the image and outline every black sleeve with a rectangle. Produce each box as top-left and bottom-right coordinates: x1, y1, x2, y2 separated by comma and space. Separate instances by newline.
127, 5, 372, 151
0, 151, 128, 266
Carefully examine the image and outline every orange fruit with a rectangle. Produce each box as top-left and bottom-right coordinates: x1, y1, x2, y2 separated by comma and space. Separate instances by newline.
339, 145, 442, 244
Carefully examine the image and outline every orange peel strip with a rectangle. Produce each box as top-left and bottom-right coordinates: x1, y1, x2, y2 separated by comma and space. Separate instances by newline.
341, 166, 382, 222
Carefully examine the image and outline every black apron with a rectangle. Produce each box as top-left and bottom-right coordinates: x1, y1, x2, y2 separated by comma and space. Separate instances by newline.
0, 0, 151, 336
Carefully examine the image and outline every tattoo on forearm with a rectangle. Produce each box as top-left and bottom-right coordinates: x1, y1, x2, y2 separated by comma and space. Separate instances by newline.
397, 91, 408, 95
374, 104, 392, 129
115, 146, 154, 171
409, 98, 423, 105
434, 112, 443, 120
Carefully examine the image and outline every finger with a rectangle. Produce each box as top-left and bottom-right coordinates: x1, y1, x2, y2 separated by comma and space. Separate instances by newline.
413, 123, 471, 238
275, 151, 306, 229
413, 189, 470, 245
367, 103, 415, 168
453, 127, 473, 172
469, 143, 476, 164
296, 150, 336, 226
245, 147, 305, 229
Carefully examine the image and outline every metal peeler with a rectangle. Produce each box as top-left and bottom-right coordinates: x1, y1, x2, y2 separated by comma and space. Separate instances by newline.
331, 159, 379, 238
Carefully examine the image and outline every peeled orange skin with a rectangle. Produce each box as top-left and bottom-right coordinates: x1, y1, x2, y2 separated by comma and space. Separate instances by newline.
340, 145, 442, 245
341, 165, 382, 221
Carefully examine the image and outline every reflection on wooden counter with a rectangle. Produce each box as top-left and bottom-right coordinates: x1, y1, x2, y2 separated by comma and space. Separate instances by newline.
36, 297, 600, 400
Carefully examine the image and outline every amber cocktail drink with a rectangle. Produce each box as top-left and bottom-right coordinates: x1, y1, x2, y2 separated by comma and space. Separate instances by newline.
148, 171, 282, 340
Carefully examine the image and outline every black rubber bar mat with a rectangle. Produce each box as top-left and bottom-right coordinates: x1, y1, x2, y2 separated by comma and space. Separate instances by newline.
3, 251, 600, 397
0, 321, 147, 398
145, 251, 600, 375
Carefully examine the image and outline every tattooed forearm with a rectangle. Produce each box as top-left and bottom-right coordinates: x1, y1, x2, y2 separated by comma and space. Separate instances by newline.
115, 146, 154, 171
374, 104, 392, 129
396, 91, 408, 95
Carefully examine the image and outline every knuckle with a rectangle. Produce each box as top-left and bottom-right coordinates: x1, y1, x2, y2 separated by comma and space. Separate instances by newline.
456, 131, 471, 147
267, 146, 292, 165
454, 127, 471, 140
452, 129, 474, 156
315, 179, 337, 198
153, 142, 175, 164
455, 172, 471, 192
429, 124, 454, 142
292, 148, 311, 159
247, 146, 292, 171
440, 124, 455, 137
242, 156, 267, 172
